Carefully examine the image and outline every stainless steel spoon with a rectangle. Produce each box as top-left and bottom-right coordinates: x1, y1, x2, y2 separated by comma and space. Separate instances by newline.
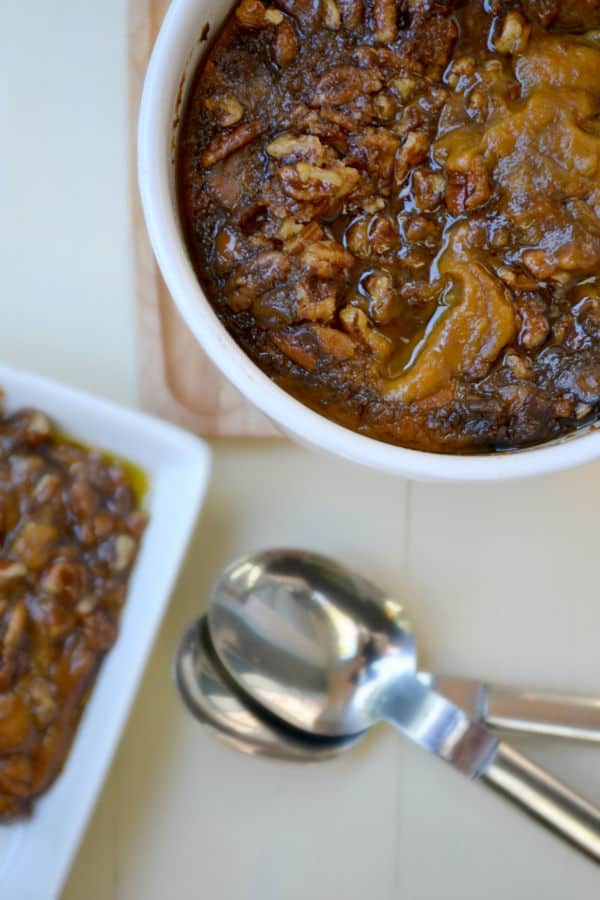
175, 614, 600, 762
175, 615, 361, 760
208, 549, 600, 861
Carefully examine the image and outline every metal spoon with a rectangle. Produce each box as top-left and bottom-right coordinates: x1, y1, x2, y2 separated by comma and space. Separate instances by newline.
208, 549, 600, 861
175, 615, 361, 760
175, 614, 600, 762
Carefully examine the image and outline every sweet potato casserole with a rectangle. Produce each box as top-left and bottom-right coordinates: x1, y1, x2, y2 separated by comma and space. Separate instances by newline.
0, 404, 147, 821
179, 0, 600, 453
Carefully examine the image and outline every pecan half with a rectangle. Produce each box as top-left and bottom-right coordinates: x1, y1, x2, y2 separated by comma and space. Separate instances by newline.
394, 131, 430, 189
201, 120, 264, 168
274, 18, 299, 65
373, 0, 397, 44
314, 66, 382, 107
302, 240, 355, 278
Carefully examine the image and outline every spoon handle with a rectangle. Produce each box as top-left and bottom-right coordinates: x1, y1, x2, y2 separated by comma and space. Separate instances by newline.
385, 683, 600, 861
481, 741, 600, 862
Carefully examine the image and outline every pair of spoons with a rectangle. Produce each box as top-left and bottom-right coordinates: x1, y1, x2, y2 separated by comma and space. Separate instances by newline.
175, 550, 600, 861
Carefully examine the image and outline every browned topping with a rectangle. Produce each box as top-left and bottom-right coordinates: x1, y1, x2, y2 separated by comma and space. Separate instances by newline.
179, 0, 600, 453
0, 406, 147, 821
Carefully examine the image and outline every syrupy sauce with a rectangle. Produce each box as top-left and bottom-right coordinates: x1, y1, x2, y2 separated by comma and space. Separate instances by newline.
178, 0, 600, 453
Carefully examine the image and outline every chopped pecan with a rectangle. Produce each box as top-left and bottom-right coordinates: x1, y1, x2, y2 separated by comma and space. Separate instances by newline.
373, 0, 397, 43
302, 240, 355, 278
516, 298, 550, 351
347, 128, 400, 181
390, 76, 418, 101
266, 134, 335, 165
201, 120, 264, 168
0, 561, 26, 584
314, 66, 382, 107
295, 280, 337, 322
369, 216, 397, 254
345, 216, 370, 258
373, 93, 396, 121
236, 0, 283, 27
41, 559, 88, 603
323, 0, 341, 28
338, 0, 364, 28
226, 250, 292, 310
27, 678, 57, 728
403, 214, 439, 243
11, 521, 58, 570
0, 755, 34, 798
0, 601, 28, 691
364, 271, 398, 323
204, 94, 244, 127
445, 156, 490, 215
272, 330, 320, 370
274, 18, 299, 65
496, 266, 539, 291
340, 306, 392, 359
503, 350, 533, 380
492, 10, 530, 55
444, 55, 476, 91
412, 168, 446, 211
393, 131, 430, 189
83, 609, 118, 652
283, 221, 325, 254
278, 161, 360, 206
312, 325, 356, 359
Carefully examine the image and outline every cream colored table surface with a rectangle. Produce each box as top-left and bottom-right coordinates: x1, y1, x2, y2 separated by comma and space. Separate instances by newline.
2, 2, 600, 898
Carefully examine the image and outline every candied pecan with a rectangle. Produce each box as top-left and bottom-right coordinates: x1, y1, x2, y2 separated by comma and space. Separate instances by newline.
496, 266, 539, 291
41, 559, 88, 604
204, 94, 244, 127
312, 325, 356, 359
364, 271, 398, 323
272, 330, 320, 370
0, 755, 34, 798
83, 609, 118, 652
322, 0, 341, 28
503, 349, 533, 380
516, 299, 550, 351
373, 0, 398, 43
445, 156, 489, 215
403, 214, 439, 242
373, 93, 396, 121
32, 472, 62, 504
369, 216, 398, 254
347, 128, 400, 182
410, 12, 458, 67
444, 55, 476, 91
393, 131, 430, 189
267, 134, 335, 165
11, 521, 58, 570
278, 161, 360, 206
491, 10, 530, 55
295, 280, 337, 322
0, 601, 28, 691
283, 221, 325, 254
27, 677, 57, 728
0, 694, 33, 754
338, 0, 364, 28
201, 120, 264, 168
302, 240, 355, 278
225, 251, 292, 310
390, 76, 418, 101
273, 18, 299, 65
314, 66, 382, 107
236, 0, 283, 27
412, 168, 446, 211
0, 561, 26, 584
339, 306, 392, 359
345, 216, 370, 258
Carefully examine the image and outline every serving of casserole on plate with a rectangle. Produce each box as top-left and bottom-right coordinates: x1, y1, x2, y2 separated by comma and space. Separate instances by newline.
0, 363, 210, 900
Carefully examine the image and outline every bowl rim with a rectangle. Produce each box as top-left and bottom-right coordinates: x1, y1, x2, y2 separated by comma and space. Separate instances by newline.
137, 0, 600, 482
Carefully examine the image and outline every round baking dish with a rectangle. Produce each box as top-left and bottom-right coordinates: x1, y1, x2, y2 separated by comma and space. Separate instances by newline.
138, 0, 600, 482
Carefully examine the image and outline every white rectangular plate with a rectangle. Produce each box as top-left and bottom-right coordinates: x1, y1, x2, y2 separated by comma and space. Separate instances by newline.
0, 363, 211, 900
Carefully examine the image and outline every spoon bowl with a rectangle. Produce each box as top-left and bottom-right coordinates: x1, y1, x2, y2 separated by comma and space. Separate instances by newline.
208, 549, 416, 738
174, 615, 361, 761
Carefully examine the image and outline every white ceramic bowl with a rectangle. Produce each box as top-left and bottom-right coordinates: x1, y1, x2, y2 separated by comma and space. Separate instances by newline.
0, 363, 211, 900
138, 0, 600, 482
